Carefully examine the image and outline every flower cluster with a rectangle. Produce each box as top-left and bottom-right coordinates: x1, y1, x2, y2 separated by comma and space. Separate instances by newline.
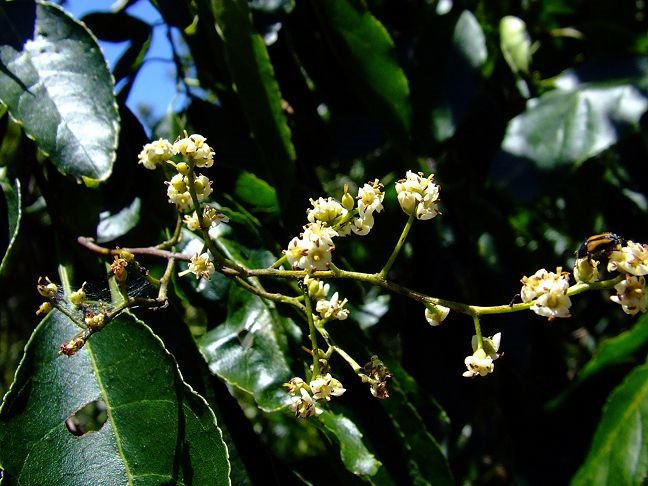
520, 268, 571, 320
285, 180, 386, 271
183, 206, 229, 232
606, 241, 648, 314
138, 133, 214, 170
463, 333, 502, 378
304, 276, 349, 322
138, 133, 216, 216
395, 170, 441, 220
284, 373, 346, 418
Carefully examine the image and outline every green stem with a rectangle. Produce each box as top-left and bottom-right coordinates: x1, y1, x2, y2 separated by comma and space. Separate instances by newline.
472, 315, 483, 349
380, 214, 415, 278
303, 287, 320, 378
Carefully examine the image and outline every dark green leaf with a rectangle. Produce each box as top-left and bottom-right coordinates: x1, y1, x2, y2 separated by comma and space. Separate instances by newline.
430, 10, 487, 142
547, 315, 648, 411
571, 359, 648, 485
578, 314, 648, 383
210, 0, 296, 206
0, 311, 230, 484
199, 285, 297, 411
317, 411, 382, 477
0, 171, 21, 275
96, 197, 141, 243
313, 0, 412, 139
0, 2, 119, 183
382, 362, 453, 485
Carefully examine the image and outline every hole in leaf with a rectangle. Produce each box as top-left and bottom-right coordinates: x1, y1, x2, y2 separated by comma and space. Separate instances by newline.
65, 399, 107, 436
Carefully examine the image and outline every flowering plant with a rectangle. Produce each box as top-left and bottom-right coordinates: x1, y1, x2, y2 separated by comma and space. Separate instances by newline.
1, 2, 648, 485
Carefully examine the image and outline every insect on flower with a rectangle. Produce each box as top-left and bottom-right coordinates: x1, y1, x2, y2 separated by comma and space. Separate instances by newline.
576, 232, 625, 259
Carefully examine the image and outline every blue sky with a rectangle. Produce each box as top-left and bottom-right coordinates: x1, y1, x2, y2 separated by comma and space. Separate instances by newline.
64, 0, 185, 131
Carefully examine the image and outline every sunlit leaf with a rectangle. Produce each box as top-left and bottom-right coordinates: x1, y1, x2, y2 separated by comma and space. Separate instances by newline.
210, 0, 296, 206
0, 311, 230, 484
318, 411, 382, 477
0, 1, 119, 183
572, 359, 648, 485
501, 83, 648, 168
0, 171, 21, 275
199, 285, 297, 411
96, 197, 141, 243
313, 0, 411, 139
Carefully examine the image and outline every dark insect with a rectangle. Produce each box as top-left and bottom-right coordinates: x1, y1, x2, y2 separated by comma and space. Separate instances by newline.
576, 232, 625, 259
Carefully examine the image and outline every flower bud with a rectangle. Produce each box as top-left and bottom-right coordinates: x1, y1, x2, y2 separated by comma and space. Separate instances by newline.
69, 282, 88, 306
341, 185, 355, 211
37, 276, 58, 299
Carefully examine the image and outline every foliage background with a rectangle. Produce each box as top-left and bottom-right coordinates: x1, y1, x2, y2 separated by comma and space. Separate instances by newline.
2, 0, 648, 484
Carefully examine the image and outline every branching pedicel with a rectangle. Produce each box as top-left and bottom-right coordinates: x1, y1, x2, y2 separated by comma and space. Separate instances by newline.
35, 133, 648, 419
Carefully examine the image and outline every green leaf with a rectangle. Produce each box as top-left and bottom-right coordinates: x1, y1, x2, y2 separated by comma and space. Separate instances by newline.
234, 171, 279, 215
0, 311, 230, 485
96, 197, 141, 244
0, 1, 119, 183
501, 83, 648, 169
317, 411, 382, 477
199, 285, 297, 411
382, 362, 453, 485
430, 10, 487, 142
0, 170, 21, 275
578, 314, 648, 383
571, 359, 648, 485
210, 0, 296, 206
313, 0, 411, 139
547, 315, 648, 411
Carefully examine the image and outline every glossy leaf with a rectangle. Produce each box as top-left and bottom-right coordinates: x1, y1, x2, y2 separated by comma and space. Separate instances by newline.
0, 1, 119, 183
572, 359, 648, 485
199, 285, 295, 411
430, 10, 487, 142
0, 172, 21, 275
501, 83, 648, 169
0, 311, 230, 484
317, 411, 382, 478
210, 0, 296, 205
313, 0, 411, 139
96, 197, 141, 243
383, 362, 454, 485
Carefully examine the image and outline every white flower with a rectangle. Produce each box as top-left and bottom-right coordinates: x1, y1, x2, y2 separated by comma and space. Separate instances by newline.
463, 332, 502, 378
356, 179, 384, 219
285, 222, 337, 271
573, 257, 599, 283
395, 171, 441, 220
610, 275, 647, 315
174, 133, 214, 168
463, 349, 494, 378
316, 292, 350, 320
304, 275, 330, 302
520, 268, 572, 320
350, 212, 375, 236
424, 304, 450, 326
608, 241, 648, 276
186, 253, 215, 280
307, 197, 347, 225
310, 373, 346, 401
138, 138, 175, 170
289, 388, 323, 418
193, 174, 213, 202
